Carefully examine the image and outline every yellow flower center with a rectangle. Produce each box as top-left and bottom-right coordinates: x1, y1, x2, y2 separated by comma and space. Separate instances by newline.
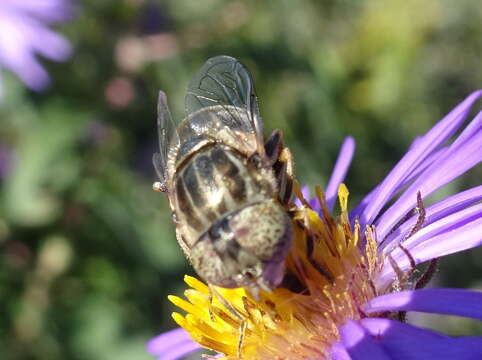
169, 184, 383, 359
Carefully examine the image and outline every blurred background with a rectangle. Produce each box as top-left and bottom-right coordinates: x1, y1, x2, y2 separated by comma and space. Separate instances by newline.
0, 0, 481, 359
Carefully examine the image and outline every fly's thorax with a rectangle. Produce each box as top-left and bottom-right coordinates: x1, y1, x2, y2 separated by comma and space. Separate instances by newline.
172, 105, 258, 169
165, 105, 263, 227
171, 144, 278, 248
189, 199, 293, 291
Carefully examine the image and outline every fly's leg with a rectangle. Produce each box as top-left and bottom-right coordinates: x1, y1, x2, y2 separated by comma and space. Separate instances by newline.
237, 321, 247, 359
265, 129, 295, 205
264, 129, 283, 165
208, 284, 243, 320
277, 147, 294, 205
208, 284, 247, 358
206, 291, 216, 322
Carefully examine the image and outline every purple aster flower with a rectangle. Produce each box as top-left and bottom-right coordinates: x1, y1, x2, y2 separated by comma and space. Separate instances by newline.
0, 0, 74, 92
148, 90, 482, 360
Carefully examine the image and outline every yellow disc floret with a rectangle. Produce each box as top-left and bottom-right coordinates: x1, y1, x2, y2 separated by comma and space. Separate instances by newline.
169, 184, 383, 359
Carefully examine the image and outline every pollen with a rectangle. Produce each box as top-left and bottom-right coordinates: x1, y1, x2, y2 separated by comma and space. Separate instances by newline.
169, 184, 383, 359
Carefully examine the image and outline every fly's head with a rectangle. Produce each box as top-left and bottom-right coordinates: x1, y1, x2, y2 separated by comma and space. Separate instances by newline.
190, 199, 293, 298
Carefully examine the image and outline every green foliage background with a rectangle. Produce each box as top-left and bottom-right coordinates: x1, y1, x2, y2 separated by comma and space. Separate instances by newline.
1, 1, 481, 359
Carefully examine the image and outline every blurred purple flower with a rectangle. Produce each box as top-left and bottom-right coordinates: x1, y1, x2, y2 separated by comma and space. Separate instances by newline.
0, 0, 74, 92
148, 91, 482, 360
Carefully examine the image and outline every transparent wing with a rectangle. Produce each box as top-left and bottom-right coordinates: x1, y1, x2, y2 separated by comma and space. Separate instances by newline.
185, 56, 265, 155
153, 91, 179, 186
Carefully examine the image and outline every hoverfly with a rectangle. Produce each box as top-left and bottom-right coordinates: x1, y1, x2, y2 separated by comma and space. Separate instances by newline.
153, 56, 294, 297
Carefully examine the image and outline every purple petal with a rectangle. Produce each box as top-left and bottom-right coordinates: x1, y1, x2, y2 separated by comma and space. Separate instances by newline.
146, 328, 200, 356
31, 26, 72, 61
0, 1, 74, 91
360, 318, 482, 360
349, 145, 447, 222
360, 317, 445, 339
326, 137, 355, 211
2, 0, 74, 23
363, 289, 482, 321
451, 106, 482, 148
376, 110, 482, 239
349, 184, 378, 223
386, 201, 482, 258
372, 145, 449, 212
379, 216, 482, 284
157, 341, 201, 360
0, 17, 51, 89
408, 135, 423, 150
352, 90, 482, 228
294, 185, 311, 208
329, 341, 352, 360
4, 52, 51, 90
381, 185, 482, 252
339, 320, 391, 360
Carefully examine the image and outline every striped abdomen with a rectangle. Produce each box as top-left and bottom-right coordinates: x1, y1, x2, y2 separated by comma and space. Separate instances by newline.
173, 145, 275, 246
